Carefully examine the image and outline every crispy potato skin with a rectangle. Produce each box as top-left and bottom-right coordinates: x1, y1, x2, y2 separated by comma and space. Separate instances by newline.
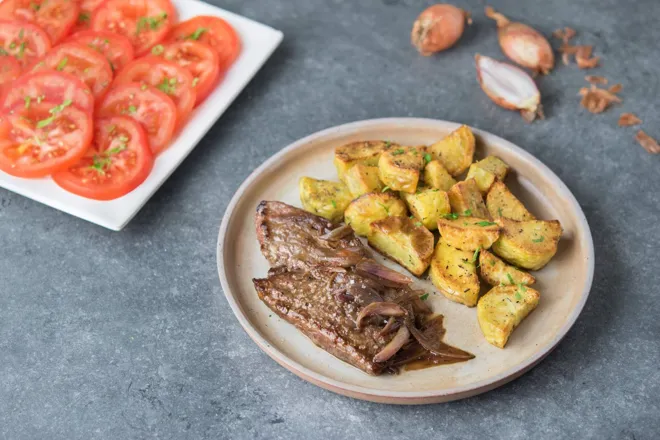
436, 216, 500, 251
429, 125, 475, 176
378, 146, 425, 193
334, 141, 392, 182
487, 181, 535, 221
344, 192, 408, 237
477, 285, 540, 348
423, 160, 456, 191
402, 188, 451, 230
479, 249, 535, 286
492, 217, 562, 270
368, 216, 434, 276
429, 239, 480, 307
466, 164, 496, 194
344, 164, 383, 197
299, 177, 352, 222
448, 178, 490, 218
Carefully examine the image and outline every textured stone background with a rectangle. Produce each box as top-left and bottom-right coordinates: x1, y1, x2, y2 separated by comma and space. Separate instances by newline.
1, 0, 659, 439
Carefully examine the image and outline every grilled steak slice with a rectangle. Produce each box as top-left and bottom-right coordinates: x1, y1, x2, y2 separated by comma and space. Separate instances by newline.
253, 268, 401, 375
255, 201, 367, 271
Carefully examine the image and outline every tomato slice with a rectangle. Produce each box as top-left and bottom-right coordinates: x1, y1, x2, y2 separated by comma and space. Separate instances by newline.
0, 20, 51, 69
97, 83, 177, 154
71, 0, 106, 33
53, 116, 153, 200
3, 70, 94, 113
167, 16, 241, 71
0, 100, 93, 178
0, 56, 21, 98
91, 0, 176, 56
151, 40, 220, 106
114, 56, 195, 125
0, 0, 78, 45
31, 42, 112, 99
66, 30, 134, 72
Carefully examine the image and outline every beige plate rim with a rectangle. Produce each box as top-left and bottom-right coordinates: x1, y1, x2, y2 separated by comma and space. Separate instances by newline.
216, 118, 595, 404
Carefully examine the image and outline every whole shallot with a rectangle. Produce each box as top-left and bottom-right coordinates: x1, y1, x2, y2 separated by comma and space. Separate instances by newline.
411, 4, 471, 55
485, 6, 554, 74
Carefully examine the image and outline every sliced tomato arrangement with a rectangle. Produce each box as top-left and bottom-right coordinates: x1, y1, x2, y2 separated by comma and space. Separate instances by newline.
31, 42, 113, 99
0, 100, 93, 177
0, 0, 79, 45
98, 83, 177, 154
0, 20, 52, 69
2, 71, 94, 113
66, 30, 135, 72
91, 0, 176, 56
153, 40, 220, 106
114, 56, 196, 125
53, 116, 153, 200
0, 1, 242, 199
167, 16, 241, 70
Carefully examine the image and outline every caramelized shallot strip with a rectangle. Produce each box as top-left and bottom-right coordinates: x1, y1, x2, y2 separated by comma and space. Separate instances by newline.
635, 130, 660, 154
356, 302, 407, 329
373, 326, 410, 363
618, 113, 642, 127
355, 260, 413, 287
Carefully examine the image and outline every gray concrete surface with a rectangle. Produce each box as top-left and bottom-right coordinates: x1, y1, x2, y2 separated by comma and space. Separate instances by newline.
1, 0, 659, 438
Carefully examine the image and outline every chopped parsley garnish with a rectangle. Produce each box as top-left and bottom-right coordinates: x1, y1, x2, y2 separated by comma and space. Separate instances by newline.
17, 41, 26, 59
36, 94, 45, 104
136, 12, 168, 35
497, 207, 503, 217
89, 141, 127, 174
151, 44, 164, 55
56, 56, 68, 71
506, 273, 515, 284
18, 29, 24, 40
156, 76, 177, 95
532, 236, 545, 243
384, 141, 391, 148
391, 148, 405, 156
107, 124, 116, 133
471, 247, 481, 263
187, 27, 207, 40
127, 105, 137, 114
419, 293, 429, 301
78, 11, 90, 22
475, 221, 497, 227
140, 84, 148, 91
423, 153, 432, 164
377, 202, 390, 214
0, 48, 7, 56
30, 2, 41, 11
24, 96, 30, 109
518, 283, 527, 293
463, 209, 472, 216
36, 99, 73, 128
330, 200, 337, 208
514, 291, 522, 301
490, 259, 496, 266
414, 221, 422, 227
192, 77, 199, 87
443, 212, 459, 220
381, 186, 390, 192
9, 42, 16, 50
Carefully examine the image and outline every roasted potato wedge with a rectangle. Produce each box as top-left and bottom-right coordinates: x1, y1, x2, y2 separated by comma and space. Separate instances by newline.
401, 188, 451, 230
378, 145, 425, 193
436, 216, 500, 251
368, 216, 434, 276
428, 125, 475, 176
423, 160, 456, 191
429, 239, 480, 307
477, 285, 540, 348
299, 177, 352, 222
344, 192, 408, 236
334, 140, 392, 182
487, 181, 535, 221
492, 217, 562, 270
448, 178, 490, 218
466, 156, 509, 194
479, 249, 535, 286
344, 164, 383, 197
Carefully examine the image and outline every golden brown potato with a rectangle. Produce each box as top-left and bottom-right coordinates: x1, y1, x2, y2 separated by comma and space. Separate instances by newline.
344, 164, 383, 197
378, 145, 425, 193
466, 156, 509, 194
368, 216, 434, 276
477, 285, 540, 348
429, 238, 480, 307
344, 192, 408, 236
299, 177, 352, 222
428, 125, 475, 176
487, 181, 535, 221
401, 188, 451, 230
423, 160, 456, 191
448, 178, 490, 218
334, 140, 392, 182
492, 217, 562, 270
436, 216, 500, 251
479, 249, 536, 286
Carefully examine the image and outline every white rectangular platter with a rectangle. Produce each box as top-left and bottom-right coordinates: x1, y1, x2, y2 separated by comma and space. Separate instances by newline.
0, 0, 283, 230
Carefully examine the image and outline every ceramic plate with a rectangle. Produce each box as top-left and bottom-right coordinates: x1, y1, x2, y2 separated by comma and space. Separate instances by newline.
217, 118, 594, 404
0, 0, 283, 231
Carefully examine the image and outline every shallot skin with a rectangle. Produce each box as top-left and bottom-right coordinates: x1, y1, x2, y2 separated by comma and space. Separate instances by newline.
411, 4, 470, 56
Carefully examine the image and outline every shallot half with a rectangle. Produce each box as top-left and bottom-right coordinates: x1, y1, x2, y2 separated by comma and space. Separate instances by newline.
475, 54, 543, 122
411, 4, 471, 56
485, 6, 554, 74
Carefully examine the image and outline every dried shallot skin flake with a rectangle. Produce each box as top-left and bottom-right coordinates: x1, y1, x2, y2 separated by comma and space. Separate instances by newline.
579, 85, 621, 114
618, 113, 642, 127
635, 130, 660, 154
585, 75, 607, 85
608, 84, 623, 94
